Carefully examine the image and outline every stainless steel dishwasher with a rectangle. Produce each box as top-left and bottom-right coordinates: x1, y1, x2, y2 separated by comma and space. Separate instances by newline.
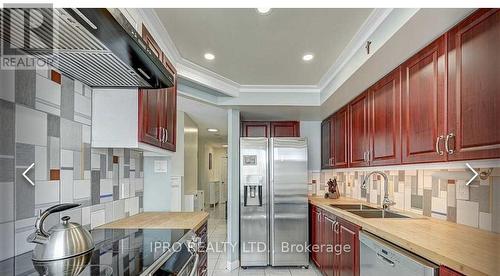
359, 231, 439, 276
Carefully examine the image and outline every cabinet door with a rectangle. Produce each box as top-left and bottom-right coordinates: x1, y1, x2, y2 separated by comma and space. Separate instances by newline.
160, 55, 177, 151
142, 25, 162, 59
322, 214, 336, 276
349, 92, 370, 167
338, 218, 360, 276
334, 107, 349, 168
241, 121, 270, 137
270, 121, 300, 137
447, 9, 500, 160
369, 68, 402, 166
401, 35, 447, 163
439, 266, 464, 276
138, 89, 162, 148
321, 118, 333, 169
310, 206, 322, 268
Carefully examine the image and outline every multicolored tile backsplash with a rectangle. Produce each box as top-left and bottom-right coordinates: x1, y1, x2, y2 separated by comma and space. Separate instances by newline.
310, 166, 500, 233
0, 67, 144, 261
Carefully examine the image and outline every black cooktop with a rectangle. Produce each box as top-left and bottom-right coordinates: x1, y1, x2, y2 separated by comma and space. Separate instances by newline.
0, 228, 191, 276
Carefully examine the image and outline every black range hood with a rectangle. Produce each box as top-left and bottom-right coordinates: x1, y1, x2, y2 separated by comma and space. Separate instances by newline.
1, 8, 173, 88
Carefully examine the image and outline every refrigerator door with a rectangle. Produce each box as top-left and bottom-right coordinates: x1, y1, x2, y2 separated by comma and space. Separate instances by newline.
240, 138, 269, 266
270, 138, 309, 266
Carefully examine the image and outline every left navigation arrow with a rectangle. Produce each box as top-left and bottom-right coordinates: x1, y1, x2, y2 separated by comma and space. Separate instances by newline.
23, 163, 35, 186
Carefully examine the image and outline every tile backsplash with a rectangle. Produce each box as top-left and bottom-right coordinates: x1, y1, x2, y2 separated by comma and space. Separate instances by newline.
314, 166, 500, 233
0, 67, 144, 260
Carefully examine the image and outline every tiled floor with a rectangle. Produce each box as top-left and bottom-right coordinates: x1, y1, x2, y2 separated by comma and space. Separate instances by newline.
206, 203, 321, 276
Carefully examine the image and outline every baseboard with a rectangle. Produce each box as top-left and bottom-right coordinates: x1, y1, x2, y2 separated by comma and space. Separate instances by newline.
227, 259, 240, 271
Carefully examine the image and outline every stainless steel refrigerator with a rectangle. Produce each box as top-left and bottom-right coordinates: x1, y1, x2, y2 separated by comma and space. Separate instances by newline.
240, 137, 309, 267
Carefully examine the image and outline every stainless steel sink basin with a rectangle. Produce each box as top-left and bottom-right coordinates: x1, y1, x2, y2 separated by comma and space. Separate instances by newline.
329, 204, 377, 210
347, 210, 411, 219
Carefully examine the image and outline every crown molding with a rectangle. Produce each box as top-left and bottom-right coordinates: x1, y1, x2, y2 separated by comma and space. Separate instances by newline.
239, 84, 320, 93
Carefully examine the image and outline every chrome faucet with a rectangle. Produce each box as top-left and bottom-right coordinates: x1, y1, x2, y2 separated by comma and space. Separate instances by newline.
361, 171, 395, 210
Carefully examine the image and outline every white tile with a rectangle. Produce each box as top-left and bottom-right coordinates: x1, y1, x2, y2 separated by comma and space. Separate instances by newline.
82, 124, 91, 144
120, 178, 130, 199
61, 149, 74, 168
34, 146, 47, 181
90, 209, 105, 229
91, 153, 101, 170
100, 179, 113, 203
0, 69, 15, 102
83, 85, 92, 98
15, 217, 36, 255
74, 80, 84, 95
35, 180, 59, 205
447, 184, 456, 207
15, 105, 47, 146
0, 222, 14, 261
113, 200, 125, 221
105, 202, 113, 223
431, 197, 447, 214
60, 170, 74, 203
82, 206, 91, 226
127, 197, 139, 216
456, 180, 470, 200
74, 179, 91, 200
456, 200, 479, 228
479, 212, 492, 231
84, 170, 91, 180
35, 74, 61, 116
74, 93, 91, 125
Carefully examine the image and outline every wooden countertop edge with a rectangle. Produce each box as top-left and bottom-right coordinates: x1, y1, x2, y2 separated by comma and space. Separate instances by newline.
98, 212, 210, 231
309, 198, 495, 276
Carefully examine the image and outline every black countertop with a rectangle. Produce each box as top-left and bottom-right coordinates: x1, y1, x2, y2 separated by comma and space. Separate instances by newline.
0, 228, 191, 276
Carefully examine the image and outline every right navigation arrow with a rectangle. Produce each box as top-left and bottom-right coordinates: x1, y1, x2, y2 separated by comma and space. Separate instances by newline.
465, 163, 479, 186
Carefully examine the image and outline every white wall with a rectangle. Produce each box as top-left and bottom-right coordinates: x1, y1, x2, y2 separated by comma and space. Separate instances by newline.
300, 121, 321, 171
184, 114, 199, 194
170, 111, 185, 176
143, 156, 171, 211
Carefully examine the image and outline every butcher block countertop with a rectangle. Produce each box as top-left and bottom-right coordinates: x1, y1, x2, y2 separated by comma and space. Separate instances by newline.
309, 196, 500, 276
98, 211, 209, 231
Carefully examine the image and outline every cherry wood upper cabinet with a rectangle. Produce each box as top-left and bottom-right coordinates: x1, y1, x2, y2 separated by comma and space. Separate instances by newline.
270, 121, 300, 137
334, 107, 349, 168
369, 68, 402, 166
349, 92, 370, 167
321, 118, 333, 169
447, 9, 500, 161
138, 89, 163, 148
160, 55, 177, 151
401, 35, 447, 164
241, 121, 270, 137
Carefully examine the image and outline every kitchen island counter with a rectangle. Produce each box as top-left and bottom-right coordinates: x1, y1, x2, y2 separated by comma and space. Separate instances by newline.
98, 211, 209, 231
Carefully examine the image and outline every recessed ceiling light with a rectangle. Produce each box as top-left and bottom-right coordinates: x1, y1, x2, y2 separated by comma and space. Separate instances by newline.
302, 54, 314, 61
257, 8, 271, 14
204, 53, 215, 60
207, 128, 219, 133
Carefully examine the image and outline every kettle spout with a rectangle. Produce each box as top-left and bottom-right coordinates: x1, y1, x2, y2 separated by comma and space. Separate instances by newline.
27, 232, 48, 245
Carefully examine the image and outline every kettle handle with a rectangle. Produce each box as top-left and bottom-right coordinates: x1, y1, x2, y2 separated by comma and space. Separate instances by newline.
36, 203, 80, 237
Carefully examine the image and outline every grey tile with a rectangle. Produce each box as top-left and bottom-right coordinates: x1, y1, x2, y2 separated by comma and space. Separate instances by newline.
124, 166, 130, 178
410, 176, 418, 195
112, 164, 119, 186
91, 170, 100, 205
0, 100, 15, 156
440, 181, 447, 192
60, 75, 74, 120
0, 158, 15, 182
47, 114, 60, 138
124, 149, 130, 165
360, 187, 367, 198
15, 168, 35, 220
60, 208, 82, 225
393, 177, 399, 193
113, 186, 119, 201
107, 149, 113, 172
48, 136, 60, 170
447, 206, 457, 223
15, 70, 35, 108
83, 143, 90, 170
398, 170, 405, 182
15, 143, 34, 167
431, 178, 439, 197
377, 194, 381, 206
0, 182, 14, 223
423, 189, 432, 217
411, 195, 423, 210
60, 118, 81, 151
470, 185, 490, 213
73, 151, 81, 180
139, 196, 143, 209
100, 154, 106, 178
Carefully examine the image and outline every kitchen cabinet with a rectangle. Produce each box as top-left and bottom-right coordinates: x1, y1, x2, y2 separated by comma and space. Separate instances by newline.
270, 121, 300, 137
337, 217, 360, 276
333, 107, 349, 168
369, 68, 401, 166
447, 8, 500, 161
321, 118, 333, 169
241, 121, 300, 137
349, 92, 370, 167
401, 35, 447, 164
310, 205, 322, 268
139, 25, 177, 151
321, 212, 338, 276
196, 222, 208, 276
439, 266, 464, 276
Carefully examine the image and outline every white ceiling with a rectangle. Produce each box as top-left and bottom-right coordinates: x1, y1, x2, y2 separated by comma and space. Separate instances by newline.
177, 95, 228, 140
155, 8, 373, 85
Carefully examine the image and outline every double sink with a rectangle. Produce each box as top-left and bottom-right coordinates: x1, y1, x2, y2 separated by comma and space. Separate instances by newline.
330, 204, 411, 219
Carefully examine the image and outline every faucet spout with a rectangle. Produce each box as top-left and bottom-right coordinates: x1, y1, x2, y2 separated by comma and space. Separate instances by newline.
361, 171, 394, 210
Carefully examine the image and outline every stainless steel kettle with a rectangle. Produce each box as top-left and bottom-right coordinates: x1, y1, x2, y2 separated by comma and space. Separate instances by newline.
27, 203, 95, 261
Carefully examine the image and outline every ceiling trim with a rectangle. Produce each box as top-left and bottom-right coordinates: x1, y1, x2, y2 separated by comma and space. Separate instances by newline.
143, 8, 410, 102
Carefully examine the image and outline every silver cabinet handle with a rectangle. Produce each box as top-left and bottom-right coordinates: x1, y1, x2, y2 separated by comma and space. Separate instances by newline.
165, 128, 168, 142
436, 135, 444, 155
163, 128, 166, 143
363, 151, 367, 162
367, 150, 371, 162
334, 222, 340, 234
376, 253, 395, 267
445, 133, 455, 154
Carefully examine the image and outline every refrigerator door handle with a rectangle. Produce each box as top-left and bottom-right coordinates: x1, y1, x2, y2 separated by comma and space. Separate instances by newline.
243, 186, 248, 206
258, 186, 263, 206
